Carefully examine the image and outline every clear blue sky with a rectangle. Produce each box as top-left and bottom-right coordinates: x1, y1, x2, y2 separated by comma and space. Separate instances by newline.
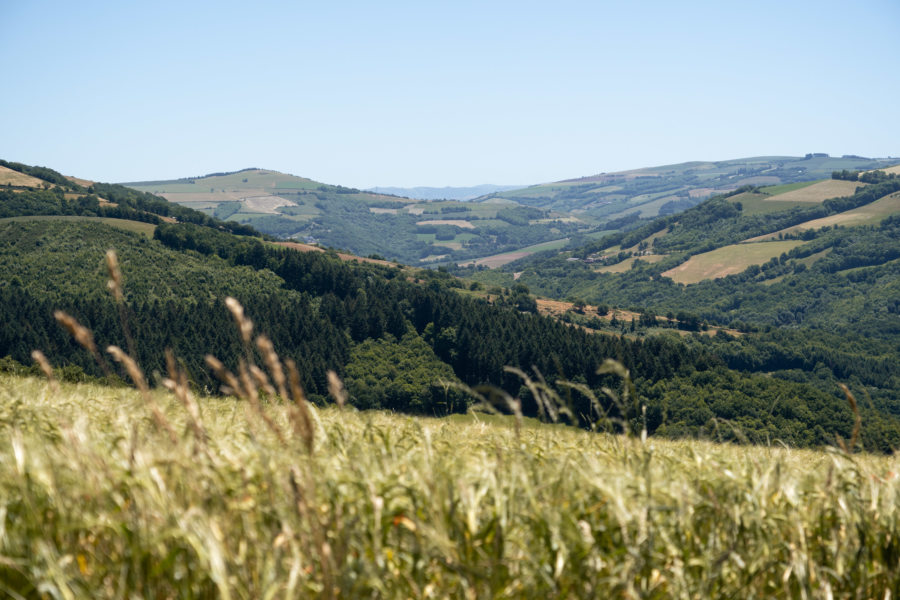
2, 0, 898, 188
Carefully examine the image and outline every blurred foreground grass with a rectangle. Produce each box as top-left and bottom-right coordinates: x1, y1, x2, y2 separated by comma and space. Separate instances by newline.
2, 373, 900, 598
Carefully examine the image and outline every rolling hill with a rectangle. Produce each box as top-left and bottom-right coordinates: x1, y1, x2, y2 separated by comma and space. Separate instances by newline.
367, 183, 523, 201
457, 168, 900, 426
121, 156, 897, 268
476, 154, 896, 221
123, 169, 586, 265
6, 159, 900, 452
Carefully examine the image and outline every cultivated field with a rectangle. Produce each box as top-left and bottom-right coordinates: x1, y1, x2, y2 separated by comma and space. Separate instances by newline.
747, 192, 900, 242
0, 165, 47, 187
661, 241, 804, 284
871, 164, 900, 176
731, 180, 866, 217
2, 371, 899, 598
762, 179, 861, 204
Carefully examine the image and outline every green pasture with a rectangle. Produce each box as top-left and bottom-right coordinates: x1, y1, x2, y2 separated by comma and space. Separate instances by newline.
662, 241, 805, 284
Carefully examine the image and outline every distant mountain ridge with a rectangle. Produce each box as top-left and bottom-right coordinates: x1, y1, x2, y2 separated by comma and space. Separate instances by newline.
5, 158, 900, 451
367, 184, 523, 201
117, 155, 898, 268
476, 155, 897, 219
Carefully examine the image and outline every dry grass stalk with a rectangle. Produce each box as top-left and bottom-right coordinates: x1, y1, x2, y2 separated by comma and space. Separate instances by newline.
105, 249, 137, 359
836, 384, 861, 453
286, 358, 315, 453
239, 360, 285, 444
289, 466, 334, 600
164, 349, 207, 448
30, 349, 59, 393
53, 310, 111, 376
256, 335, 288, 400
105, 249, 124, 304
107, 345, 176, 443
225, 296, 253, 345
326, 370, 347, 410
249, 364, 277, 398
204, 355, 241, 397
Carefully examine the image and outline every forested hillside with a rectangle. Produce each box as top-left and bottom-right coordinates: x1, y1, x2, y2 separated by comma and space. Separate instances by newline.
4, 161, 900, 451
458, 172, 900, 435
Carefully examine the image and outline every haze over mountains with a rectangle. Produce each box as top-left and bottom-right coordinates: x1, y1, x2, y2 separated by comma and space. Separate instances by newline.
3, 156, 900, 453
122, 154, 896, 267
367, 184, 523, 201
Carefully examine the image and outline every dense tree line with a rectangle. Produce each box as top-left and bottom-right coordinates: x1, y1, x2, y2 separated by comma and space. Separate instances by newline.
4, 217, 900, 450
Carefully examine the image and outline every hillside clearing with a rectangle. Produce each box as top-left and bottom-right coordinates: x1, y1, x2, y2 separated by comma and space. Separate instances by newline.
0, 165, 47, 187
239, 195, 296, 213
593, 254, 667, 273
729, 192, 810, 216
661, 241, 804, 284
0, 215, 156, 237
415, 219, 476, 229
870, 164, 900, 176
274, 241, 395, 266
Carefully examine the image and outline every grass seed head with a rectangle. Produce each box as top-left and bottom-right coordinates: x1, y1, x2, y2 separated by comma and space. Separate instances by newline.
327, 370, 347, 409
31, 349, 60, 393
225, 296, 253, 344
105, 249, 124, 303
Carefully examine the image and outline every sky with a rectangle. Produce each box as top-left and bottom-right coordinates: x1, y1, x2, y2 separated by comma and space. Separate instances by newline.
2, 0, 899, 188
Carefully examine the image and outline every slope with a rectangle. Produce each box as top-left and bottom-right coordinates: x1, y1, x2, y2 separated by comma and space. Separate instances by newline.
5, 160, 900, 450
479, 155, 896, 222
124, 169, 589, 265
0, 215, 894, 449
456, 172, 900, 425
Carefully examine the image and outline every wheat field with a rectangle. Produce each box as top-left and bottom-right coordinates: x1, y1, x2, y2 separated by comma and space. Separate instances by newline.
2, 366, 900, 598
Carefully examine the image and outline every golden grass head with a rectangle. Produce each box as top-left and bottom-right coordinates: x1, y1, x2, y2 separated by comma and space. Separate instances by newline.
327, 370, 347, 409
31, 349, 59, 392
54, 311, 98, 356
225, 296, 253, 344
105, 249, 124, 303
107, 345, 147, 393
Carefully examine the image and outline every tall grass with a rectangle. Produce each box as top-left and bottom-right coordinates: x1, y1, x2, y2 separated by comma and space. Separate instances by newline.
2, 253, 899, 598
2, 372, 900, 598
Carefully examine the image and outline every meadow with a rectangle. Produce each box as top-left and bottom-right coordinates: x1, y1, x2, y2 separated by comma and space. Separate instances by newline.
3, 366, 900, 598
661, 241, 804, 284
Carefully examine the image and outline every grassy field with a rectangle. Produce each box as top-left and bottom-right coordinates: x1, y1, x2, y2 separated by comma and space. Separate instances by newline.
728, 192, 810, 216
661, 241, 804, 284
0, 215, 156, 237
2, 370, 900, 598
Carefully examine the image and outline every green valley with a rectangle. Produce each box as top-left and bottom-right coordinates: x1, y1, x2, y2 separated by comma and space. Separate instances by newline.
123, 169, 585, 266
4, 160, 900, 453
